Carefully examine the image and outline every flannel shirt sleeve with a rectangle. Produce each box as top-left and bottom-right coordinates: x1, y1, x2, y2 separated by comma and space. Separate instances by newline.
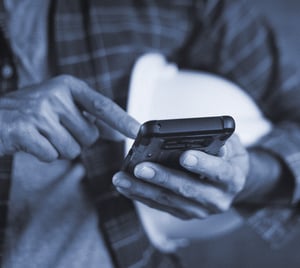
178, 0, 300, 247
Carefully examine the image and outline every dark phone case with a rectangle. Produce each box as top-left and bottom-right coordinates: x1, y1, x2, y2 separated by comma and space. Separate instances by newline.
122, 116, 235, 174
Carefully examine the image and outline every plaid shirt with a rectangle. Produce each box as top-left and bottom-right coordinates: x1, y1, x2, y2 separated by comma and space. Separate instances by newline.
1, 0, 300, 266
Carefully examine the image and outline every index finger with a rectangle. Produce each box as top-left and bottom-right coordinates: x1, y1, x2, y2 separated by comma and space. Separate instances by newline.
64, 75, 140, 139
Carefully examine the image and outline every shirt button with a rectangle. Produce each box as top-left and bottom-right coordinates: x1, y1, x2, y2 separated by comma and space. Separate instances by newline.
1, 64, 14, 79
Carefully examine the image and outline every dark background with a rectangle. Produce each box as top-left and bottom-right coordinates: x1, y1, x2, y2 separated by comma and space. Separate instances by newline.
178, 0, 300, 267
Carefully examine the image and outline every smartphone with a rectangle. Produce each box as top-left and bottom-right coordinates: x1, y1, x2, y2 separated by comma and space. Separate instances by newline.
122, 115, 235, 173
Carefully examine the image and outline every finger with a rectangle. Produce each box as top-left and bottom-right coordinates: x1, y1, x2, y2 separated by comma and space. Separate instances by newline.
218, 138, 232, 158
133, 163, 229, 212
230, 134, 246, 154
59, 100, 99, 147
219, 134, 243, 159
113, 172, 210, 219
82, 111, 126, 141
220, 135, 249, 177
180, 150, 235, 185
18, 127, 59, 162
64, 163, 86, 182
95, 119, 125, 141
117, 187, 194, 220
60, 75, 140, 139
37, 117, 81, 159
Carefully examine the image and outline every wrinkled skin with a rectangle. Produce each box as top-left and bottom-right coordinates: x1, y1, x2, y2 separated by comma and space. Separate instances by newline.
0, 75, 139, 161
113, 134, 249, 219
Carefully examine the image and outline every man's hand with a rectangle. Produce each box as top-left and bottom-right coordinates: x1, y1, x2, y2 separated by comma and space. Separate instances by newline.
0, 75, 139, 161
113, 134, 249, 219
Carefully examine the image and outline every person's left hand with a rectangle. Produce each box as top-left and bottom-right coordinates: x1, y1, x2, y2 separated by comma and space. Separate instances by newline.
113, 134, 249, 219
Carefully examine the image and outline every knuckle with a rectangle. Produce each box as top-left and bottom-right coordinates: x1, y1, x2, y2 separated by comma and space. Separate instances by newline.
231, 180, 243, 193
76, 79, 89, 89
216, 199, 232, 212
156, 171, 170, 186
228, 172, 246, 193
34, 99, 52, 118
55, 75, 90, 97
92, 97, 110, 114
203, 188, 230, 213
156, 190, 172, 205
178, 183, 198, 199
56, 74, 76, 85
13, 120, 33, 141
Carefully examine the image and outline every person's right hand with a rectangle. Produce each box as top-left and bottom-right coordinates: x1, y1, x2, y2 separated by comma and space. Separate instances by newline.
0, 75, 139, 162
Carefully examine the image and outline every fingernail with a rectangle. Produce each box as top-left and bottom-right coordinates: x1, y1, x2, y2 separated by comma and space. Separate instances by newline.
112, 176, 131, 189
183, 154, 198, 167
134, 166, 155, 179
